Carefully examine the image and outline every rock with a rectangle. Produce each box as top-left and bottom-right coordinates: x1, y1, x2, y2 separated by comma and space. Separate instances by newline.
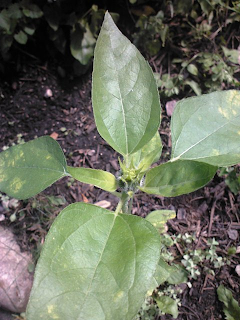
235, 265, 240, 276
227, 229, 238, 240
165, 100, 177, 116
0, 227, 33, 313
44, 88, 53, 98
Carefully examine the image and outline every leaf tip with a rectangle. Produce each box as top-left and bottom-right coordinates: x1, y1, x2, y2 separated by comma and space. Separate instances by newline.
103, 11, 116, 29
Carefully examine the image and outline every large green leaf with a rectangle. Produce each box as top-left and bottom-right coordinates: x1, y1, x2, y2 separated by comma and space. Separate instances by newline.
171, 90, 240, 167
67, 166, 117, 192
141, 160, 217, 197
0, 136, 67, 199
217, 284, 240, 320
92, 12, 161, 156
130, 131, 162, 173
26, 203, 160, 320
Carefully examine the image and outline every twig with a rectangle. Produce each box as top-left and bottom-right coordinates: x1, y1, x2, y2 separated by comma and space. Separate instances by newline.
208, 200, 217, 237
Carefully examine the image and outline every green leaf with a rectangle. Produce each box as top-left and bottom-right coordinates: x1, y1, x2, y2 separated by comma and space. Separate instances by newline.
0, 10, 11, 32
222, 46, 240, 64
92, 12, 161, 156
156, 258, 171, 284
141, 160, 217, 197
156, 296, 178, 319
23, 25, 35, 36
171, 90, 240, 166
157, 259, 188, 285
70, 23, 96, 65
150, 262, 170, 290
0, 136, 67, 199
26, 202, 161, 320
187, 64, 198, 76
0, 34, 13, 54
166, 264, 188, 285
14, 30, 28, 44
198, 0, 213, 15
185, 80, 202, 96
151, 258, 188, 291
8, 4, 22, 20
22, 4, 43, 19
217, 284, 240, 320
130, 131, 162, 173
44, 6, 60, 31
67, 166, 117, 192
146, 210, 176, 233
49, 28, 66, 54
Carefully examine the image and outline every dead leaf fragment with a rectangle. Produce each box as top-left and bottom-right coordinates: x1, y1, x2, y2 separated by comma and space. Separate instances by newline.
94, 200, 111, 209
50, 132, 59, 140
81, 193, 89, 203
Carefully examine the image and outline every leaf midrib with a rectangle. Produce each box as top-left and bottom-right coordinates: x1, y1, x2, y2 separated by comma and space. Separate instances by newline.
109, 36, 129, 155
172, 119, 233, 161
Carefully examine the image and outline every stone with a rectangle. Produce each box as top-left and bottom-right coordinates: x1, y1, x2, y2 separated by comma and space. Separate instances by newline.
165, 100, 177, 116
0, 227, 33, 313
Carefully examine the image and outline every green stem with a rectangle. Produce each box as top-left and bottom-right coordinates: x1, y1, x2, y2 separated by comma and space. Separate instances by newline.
128, 196, 133, 214
111, 191, 122, 198
115, 192, 129, 215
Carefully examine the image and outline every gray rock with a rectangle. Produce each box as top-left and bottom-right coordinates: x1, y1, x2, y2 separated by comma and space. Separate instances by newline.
165, 100, 177, 116
0, 227, 33, 313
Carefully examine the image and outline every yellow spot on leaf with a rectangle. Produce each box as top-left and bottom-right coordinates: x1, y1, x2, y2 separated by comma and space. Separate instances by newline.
218, 106, 229, 120
11, 177, 23, 193
211, 149, 220, 156
114, 290, 124, 302
47, 305, 59, 319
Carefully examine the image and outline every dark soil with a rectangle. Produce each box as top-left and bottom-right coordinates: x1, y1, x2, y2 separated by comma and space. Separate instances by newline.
0, 60, 240, 320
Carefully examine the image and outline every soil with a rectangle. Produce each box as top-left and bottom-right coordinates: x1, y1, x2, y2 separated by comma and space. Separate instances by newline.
0, 59, 240, 319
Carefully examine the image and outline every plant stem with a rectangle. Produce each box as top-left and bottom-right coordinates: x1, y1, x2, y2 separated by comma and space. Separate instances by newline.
111, 191, 122, 198
128, 196, 133, 214
115, 192, 129, 215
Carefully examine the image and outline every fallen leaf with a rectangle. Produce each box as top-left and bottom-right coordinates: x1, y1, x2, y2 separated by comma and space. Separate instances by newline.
81, 193, 88, 203
50, 132, 59, 140
94, 200, 111, 209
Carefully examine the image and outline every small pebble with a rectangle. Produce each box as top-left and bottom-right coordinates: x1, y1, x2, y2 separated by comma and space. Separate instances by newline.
235, 265, 240, 276
44, 88, 53, 98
